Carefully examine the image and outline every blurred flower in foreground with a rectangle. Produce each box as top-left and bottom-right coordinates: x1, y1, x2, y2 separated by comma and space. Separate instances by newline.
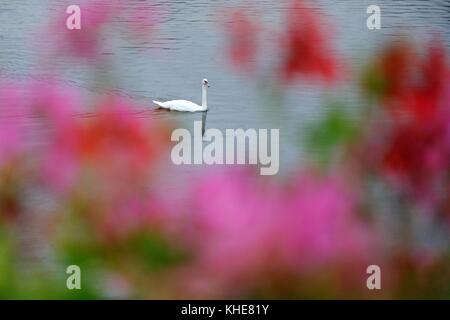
49, 0, 160, 60
280, 0, 341, 83
224, 10, 259, 73
178, 169, 374, 298
305, 106, 358, 166
381, 105, 450, 208
0, 86, 25, 167
1, 0, 449, 299
51, 0, 113, 59
280, 174, 373, 270
44, 98, 171, 241
363, 39, 449, 122
0, 82, 32, 222
0, 115, 25, 222
0, 79, 85, 222
224, 1, 341, 83
362, 40, 450, 209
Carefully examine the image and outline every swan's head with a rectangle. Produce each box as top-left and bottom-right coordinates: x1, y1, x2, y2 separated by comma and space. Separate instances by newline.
202, 78, 210, 88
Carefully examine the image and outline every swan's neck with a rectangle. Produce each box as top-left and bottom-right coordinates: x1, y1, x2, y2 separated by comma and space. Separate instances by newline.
201, 86, 208, 110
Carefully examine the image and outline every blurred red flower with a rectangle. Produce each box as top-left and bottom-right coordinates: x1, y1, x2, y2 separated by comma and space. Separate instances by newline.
373, 40, 450, 207
43, 97, 169, 190
41, 97, 171, 241
225, 10, 259, 72
280, 1, 340, 83
372, 40, 449, 122
382, 108, 450, 207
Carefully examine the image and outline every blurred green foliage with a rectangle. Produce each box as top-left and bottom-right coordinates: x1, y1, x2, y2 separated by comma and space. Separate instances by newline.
305, 104, 357, 166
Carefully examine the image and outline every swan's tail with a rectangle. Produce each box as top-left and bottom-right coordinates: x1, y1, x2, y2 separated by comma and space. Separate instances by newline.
153, 100, 165, 108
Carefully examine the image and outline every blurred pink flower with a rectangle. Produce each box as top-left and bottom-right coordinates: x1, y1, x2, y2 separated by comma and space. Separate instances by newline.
280, 174, 374, 271
96, 192, 179, 244
0, 78, 82, 162
181, 169, 279, 296
48, 0, 161, 60
0, 79, 83, 220
179, 169, 374, 297
1, 78, 171, 240
51, 0, 114, 59
0, 82, 28, 117
28, 79, 82, 129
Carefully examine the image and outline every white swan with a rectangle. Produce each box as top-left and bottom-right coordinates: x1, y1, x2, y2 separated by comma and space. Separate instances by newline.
153, 79, 210, 112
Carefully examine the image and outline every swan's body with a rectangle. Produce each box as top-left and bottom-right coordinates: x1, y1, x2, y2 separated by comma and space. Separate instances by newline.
153, 99, 205, 112
153, 79, 209, 112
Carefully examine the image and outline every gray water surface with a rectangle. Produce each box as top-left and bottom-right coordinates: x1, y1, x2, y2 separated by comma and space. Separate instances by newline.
0, 0, 449, 176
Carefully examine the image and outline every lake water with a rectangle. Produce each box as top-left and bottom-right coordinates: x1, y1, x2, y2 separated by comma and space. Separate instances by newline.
0, 0, 449, 178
